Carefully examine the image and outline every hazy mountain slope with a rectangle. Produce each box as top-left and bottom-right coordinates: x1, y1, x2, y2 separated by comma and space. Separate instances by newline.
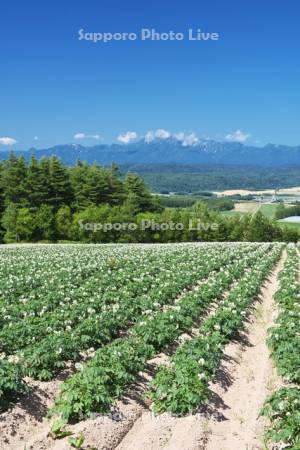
1, 138, 300, 166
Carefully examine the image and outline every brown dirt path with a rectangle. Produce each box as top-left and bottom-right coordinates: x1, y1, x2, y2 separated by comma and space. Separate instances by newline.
202, 249, 286, 450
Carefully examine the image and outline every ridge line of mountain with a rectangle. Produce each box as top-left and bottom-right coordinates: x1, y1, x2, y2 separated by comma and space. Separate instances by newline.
1, 138, 300, 167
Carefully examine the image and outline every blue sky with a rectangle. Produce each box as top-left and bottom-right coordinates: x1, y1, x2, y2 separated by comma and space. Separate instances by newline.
1, 0, 300, 150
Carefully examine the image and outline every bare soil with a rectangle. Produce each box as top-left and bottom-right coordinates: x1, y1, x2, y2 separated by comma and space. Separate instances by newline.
203, 251, 285, 450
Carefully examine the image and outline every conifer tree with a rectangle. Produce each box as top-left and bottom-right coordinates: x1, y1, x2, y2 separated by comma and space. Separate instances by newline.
124, 172, 156, 213
1, 203, 19, 242
26, 156, 50, 208
69, 162, 92, 210
48, 157, 73, 210
0, 163, 5, 216
2, 153, 28, 206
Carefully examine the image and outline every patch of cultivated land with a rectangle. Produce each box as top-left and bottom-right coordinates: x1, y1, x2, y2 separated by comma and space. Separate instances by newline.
0, 243, 293, 450
214, 187, 300, 196
110, 251, 286, 450
234, 202, 261, 214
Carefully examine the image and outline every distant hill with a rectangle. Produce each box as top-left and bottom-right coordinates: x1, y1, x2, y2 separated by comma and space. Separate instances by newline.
2, 138, 300, 192
1, 138, 300, 166
133, 165, 300, 193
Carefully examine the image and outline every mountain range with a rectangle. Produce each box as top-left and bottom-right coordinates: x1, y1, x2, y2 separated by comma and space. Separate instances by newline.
1, 138, 300, 167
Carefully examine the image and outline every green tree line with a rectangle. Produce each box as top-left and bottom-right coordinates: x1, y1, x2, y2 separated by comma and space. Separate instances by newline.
0, 153, 298, 243
0, 153, 160, 242
275, 203, 300, 219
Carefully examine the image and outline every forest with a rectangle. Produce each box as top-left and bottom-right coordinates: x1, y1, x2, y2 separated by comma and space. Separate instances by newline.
126, 164, 300, 192
0, 153, 298, 243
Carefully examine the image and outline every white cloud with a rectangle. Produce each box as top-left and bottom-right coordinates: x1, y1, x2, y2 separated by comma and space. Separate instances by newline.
74, 133, 86, 139
225, 129, 250, 143
117, 131, 138, 144
175, 132, 199, 147
0, 137, 17, 146
155, 129, 171, 139
74, 133, 101, 140
145, 129, 171, 142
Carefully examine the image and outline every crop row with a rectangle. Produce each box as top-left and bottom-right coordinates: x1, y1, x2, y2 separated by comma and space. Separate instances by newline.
0, 244, 244, 354
51, 244, 278, 421
11, 244, 250, 381
147, 244, 282, 414
0, 245, 113, 304
0, 243, 254, 405
0, 244, 204, 322
261, 244, 300, 449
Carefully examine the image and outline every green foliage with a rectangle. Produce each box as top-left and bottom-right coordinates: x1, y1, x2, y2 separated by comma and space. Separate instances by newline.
47, 157, 73, 210
128, 164, 300, 192
55, 206, 73, 239
0, 154, 298, 243
148, 245, 281, 414
159, 195, 198, 208
1, 153, 28, 206
124, 172, 158, 213
276, 202, 300, 219
26, 156, 51, 207
159, 195, 234, 211
15, 208, 36, 241
0, 359, 26, 408
267, 246, 300, 383
50, 244, 280, 421
1, 203, 18, 242
0, 154, 160, 243
261, 387, 300, 448
35, 205, 56, 241
149, 362, 207, 414
52, 337, 153, 420
0, 243, 241, 386
261, 245, 300, 449
69, 433, 85, 449
50, 419, 73, 439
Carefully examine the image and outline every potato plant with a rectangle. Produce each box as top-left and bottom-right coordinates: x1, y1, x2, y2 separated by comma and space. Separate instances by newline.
261, 244, 300, 449
52, 244, 278, 420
